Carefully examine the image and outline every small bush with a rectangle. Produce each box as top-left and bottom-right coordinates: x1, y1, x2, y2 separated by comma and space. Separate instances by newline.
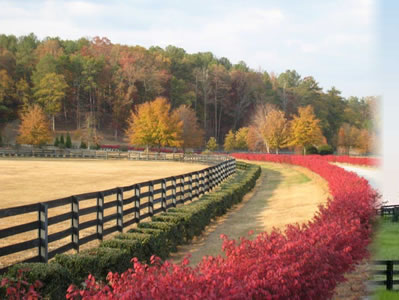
55, 247, 130, 285
318, 144, 334, 155
5, 262, 71, 300
305, 145, 318, 154
80, 141, 87, 149
54, 136, 59, 147
65, 132, 72, 148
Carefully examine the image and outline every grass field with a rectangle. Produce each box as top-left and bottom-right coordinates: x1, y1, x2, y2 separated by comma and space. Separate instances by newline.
371, 217, 399, 299
0, 158, 206, 208
0, 158, 207, 268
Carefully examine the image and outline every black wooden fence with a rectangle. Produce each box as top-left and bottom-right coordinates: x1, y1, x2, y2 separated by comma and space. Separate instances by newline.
0, 158, 236, 273
378, 205, 399, 222
372, 260, 399, 290
0, 148, 227, 162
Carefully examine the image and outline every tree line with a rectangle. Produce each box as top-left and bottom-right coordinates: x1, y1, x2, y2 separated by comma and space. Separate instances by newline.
0, 33, 378, 152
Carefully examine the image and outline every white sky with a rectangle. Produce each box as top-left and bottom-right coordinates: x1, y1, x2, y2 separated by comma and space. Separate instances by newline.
0, 0, 377, 98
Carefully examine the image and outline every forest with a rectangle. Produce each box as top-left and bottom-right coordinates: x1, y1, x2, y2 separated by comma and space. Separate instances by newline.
0, 33, 377, 152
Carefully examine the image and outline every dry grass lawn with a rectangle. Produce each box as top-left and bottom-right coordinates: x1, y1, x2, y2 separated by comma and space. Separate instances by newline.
0, 158, 207, 268
0, 158, 206, 207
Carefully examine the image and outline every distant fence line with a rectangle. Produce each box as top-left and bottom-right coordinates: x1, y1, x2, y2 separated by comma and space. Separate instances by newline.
0, 156, 236, 273
0, 148, 230, 163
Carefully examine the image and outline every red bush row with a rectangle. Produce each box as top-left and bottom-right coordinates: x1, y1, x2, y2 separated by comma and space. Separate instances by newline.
51, 154, 379, 299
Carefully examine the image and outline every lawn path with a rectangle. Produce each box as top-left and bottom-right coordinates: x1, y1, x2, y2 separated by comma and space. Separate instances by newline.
168, 162, 329, 266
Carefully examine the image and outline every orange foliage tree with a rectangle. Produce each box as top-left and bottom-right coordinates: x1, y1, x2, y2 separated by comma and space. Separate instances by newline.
172, 105, 204, 151
125, 97, 182, 151
17, 105, 52, 146
289, 105, 324, 154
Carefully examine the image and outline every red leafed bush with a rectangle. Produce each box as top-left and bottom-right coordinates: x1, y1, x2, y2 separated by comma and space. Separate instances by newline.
66, 154, 378, 300
1, 269, 42, 300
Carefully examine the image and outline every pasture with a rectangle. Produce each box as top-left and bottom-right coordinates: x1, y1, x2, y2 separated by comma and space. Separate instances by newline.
0, 158, 206, 208
0, 158, 207, 269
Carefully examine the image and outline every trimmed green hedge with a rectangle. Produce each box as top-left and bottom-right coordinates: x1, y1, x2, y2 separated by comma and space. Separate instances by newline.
2, 161, 260, 299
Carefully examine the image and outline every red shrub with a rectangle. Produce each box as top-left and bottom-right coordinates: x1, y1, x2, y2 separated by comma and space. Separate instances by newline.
65, 154, 378, 300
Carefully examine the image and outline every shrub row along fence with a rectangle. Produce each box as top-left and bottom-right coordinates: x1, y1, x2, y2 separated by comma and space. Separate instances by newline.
0, 148, 226, 163
0, 158, 236, 274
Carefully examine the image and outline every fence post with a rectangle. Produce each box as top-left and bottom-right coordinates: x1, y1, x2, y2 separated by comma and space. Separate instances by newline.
38, 203, 48, 263
172, 177, 177, 207
387, 261, 394, 290
71, 196, 79, 252
180, 176, 185, 203
195, 172, 199, 199
189, 175, 193, 201
149, 182, 154, 216
205, 169, 210, 192
97, 192, 104, 241
135, 184, 141, 222
161, 179, 167, 212
117, 188, 124, 232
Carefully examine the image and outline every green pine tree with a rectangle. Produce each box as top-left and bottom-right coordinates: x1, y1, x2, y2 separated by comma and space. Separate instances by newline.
65, 132, 72, 148
54, 136, 59, 147
60, 134, 65, 145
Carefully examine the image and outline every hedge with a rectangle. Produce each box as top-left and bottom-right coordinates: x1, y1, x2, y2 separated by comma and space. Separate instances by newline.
1, 161, 260, 299
65, 154, 378, 299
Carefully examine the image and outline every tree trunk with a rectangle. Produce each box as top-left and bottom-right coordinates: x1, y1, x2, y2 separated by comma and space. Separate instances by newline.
52, 115, 55, 132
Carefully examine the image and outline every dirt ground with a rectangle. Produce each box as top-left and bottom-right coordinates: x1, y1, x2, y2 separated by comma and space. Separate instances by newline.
0, 158, 206, 207
169, 162, 330, 266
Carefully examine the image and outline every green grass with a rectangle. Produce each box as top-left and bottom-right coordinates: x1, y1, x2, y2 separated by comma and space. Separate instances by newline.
371, 217, 399, 299
371, 217, 399, 260
373, 289, 399, 300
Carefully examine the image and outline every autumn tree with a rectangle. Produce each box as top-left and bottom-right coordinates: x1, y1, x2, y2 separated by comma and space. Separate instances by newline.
223, 130, 235, 152
264, 109, 290, 154
17, 105, 52, 146
206, 137, 218, 152
247, 126, 264, 152
235, 127, 249, 150
81, 114, 103, 149
34, 73, 68, 131
126, 97, 182, 152
290, 105, 324, 154
172, 105, 204, 151
337, 123, 360, 154
250, 103, 276, 153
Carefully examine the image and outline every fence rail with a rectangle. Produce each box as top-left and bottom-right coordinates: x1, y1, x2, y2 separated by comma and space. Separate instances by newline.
0, 157, 236, 274
0, 148, 228, 163
372, 260, 399, 290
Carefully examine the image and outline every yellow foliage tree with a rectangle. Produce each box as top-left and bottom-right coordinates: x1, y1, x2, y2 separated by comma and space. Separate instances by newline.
223, 130, 235, 152
17, 105, 52, 146
172, 105, 204, 151
264, 110, 289, 154
125, 97, 182, 151
289, 105, 324, 154
206, 137, 218, 152
235, 127, 249, 150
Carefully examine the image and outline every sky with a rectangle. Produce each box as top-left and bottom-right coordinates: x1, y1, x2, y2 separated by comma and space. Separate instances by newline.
0, 0, 377, 98
1, 0, 398, 202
